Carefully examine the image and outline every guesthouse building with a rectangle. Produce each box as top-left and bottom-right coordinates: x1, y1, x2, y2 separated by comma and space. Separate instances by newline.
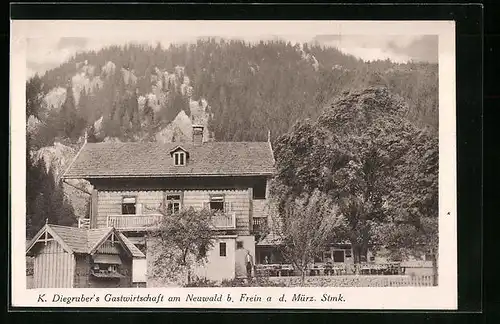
62, 125, 275, 282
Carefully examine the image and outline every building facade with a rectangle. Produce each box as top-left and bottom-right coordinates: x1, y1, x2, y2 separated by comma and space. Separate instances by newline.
62, 125, 275, 282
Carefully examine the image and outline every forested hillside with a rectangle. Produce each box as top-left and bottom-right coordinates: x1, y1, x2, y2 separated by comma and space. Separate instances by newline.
25, 38, 438, 237
28, 39, 438, 146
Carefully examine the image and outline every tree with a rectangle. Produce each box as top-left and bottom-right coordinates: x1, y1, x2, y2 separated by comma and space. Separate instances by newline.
373, 128, 438, 284
58, 85, 86, 140
26, 158, 77, 238
147, 207, 216, 285
269, 189, 343, 285
26, 149, 44, 238
26, 75, 44, 119
271, 87, 438, 270
78, 88, 90, 121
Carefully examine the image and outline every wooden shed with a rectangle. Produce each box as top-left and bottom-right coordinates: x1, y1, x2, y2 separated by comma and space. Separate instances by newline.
26, 224, 146, 288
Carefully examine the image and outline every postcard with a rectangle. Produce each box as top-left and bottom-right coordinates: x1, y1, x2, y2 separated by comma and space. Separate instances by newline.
10, 19, 456, 309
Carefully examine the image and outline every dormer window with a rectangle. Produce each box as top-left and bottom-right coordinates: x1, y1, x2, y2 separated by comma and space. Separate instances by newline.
174, 151, 186, 166
169, 146, 189, 166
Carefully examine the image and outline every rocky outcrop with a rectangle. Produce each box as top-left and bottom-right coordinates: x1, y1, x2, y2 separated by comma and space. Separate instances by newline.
155, 110, 193, 143
296, 43, 319, 71
27, 115, 43, 136
102, 61, 117, 76
71, 71, 103, 105
43, 87, 67, 112
32, 142, 76, 179
121, 68, 137, 85
31, 142, 92, 219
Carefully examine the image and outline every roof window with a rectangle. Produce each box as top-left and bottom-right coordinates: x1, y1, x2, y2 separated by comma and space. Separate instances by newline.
174, 151, 186, 166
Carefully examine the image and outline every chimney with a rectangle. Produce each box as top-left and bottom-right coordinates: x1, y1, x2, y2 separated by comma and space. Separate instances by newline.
192, 125, 204, 145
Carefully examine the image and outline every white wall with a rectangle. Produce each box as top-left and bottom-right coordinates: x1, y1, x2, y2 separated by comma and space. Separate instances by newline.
194, 237, 236, 282
234, 235, 255, 278
132, 258, 147, 283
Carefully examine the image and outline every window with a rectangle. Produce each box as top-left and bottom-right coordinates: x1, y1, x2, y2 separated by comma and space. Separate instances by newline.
166, 194, 181, 214
236, 241, 243, 249
252, 179, 267, 200
210, 195, 224, 211
219, 242, 227, 257
174, 152, 186, 166
92, 263, 119, 273
345, 249, 352, 258
122, 197, 136, 215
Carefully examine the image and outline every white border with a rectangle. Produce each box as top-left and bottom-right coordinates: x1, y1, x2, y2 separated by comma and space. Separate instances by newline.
10, 20, 456, 309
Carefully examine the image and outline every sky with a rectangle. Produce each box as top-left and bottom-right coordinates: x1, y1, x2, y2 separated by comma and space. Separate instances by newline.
26, 34, 438, 78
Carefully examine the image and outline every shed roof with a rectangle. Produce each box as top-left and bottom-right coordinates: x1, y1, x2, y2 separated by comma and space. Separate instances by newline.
26, 224, 145, 259
256, 232, 284, 246
62, 141, 275, 179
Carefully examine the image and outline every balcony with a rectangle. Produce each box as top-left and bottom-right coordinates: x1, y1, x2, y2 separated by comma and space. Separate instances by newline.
107, 214, 163, 231
252, 217, 268, 233
78, 218, 90, 229
210, 212, 237, 230
106, 212, 236, 231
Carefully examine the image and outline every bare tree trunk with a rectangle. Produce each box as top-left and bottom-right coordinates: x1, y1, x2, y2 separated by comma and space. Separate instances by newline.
300, 256, 307, 286
431, 251, 438, 286
352, 244, 360, 274
352, 244, 360, 264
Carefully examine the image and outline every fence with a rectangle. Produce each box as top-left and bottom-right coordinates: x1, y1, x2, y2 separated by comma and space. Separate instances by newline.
268, 275, 435, 287
373, 275, 434, 287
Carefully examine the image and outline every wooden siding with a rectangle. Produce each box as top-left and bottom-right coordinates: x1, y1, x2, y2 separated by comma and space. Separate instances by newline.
91, 189, 98, 228
97, 190, 166, 228
74, 255, 91, 288
96, 241, 120, 254
96, 189, 252, 234
252, 199, 269, 219
33, 240, 74, 288
183, 189, 251, 235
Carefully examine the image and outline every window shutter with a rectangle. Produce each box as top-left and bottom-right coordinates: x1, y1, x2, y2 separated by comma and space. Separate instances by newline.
224, 202, 230, 212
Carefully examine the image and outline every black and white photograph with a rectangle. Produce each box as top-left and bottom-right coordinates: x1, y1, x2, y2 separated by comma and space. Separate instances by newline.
11, 20, 457, 309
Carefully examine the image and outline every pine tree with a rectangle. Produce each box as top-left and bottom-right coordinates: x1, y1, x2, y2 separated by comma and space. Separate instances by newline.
59, 85, 79, 140
26, 75, 44, 119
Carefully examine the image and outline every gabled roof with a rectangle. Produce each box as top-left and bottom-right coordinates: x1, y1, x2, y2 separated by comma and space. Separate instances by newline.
169, 145, 189, 155
62, 141, 275, 179
117, 232, 146, 258
26, 224, 145, 259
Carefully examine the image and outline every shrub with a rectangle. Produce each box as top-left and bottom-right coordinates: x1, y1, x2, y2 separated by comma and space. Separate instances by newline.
183, 276, 218, 287
220, 277, 286, 287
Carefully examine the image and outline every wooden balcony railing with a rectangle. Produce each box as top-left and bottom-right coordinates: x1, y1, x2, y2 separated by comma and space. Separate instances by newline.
106, 212, 237, 230
78, 218, 90, 229
107, 214, 163, 230
211, 212, 237, 230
